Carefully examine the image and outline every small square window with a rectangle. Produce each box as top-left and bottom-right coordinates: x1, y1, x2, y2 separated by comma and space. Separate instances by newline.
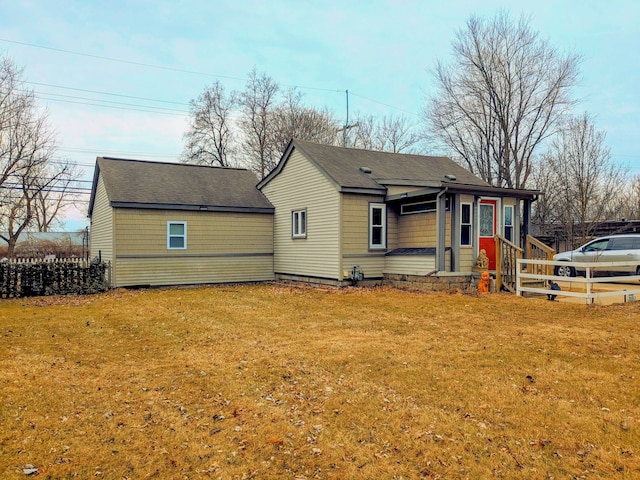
167, 222, 186, 249
292, 210, 307, 238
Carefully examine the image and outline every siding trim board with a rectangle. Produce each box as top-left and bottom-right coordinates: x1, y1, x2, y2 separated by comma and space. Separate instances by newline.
110, 202, 274, 214
117, 253, 274, 259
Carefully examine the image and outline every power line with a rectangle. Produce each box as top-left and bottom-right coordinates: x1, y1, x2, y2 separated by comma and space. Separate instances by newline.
348, 91, 420, 117
57, 147, 180, 158
26, 81, 191, 106
34, 94, 189, 116
0, 38, 340, 93
4, 38, 423, 121
30, 89, 189, 114
4, 173, 93, 184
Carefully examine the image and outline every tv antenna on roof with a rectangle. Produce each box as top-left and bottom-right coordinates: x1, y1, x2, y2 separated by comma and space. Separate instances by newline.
336, 89, 359, 147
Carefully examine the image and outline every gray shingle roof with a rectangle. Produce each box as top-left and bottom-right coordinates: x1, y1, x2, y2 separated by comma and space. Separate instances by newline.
262, 139, 491, 192
89, 158, 273, 215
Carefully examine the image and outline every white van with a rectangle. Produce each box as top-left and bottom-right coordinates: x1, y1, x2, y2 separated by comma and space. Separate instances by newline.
553, 234, 640, 277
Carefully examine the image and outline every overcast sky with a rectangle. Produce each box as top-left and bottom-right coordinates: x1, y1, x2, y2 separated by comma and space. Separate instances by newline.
1, 0, 638, 230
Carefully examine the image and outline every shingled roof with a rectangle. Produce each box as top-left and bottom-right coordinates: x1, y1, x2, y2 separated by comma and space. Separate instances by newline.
88, 158, 273, 216
259, 139, 540, 199
258, 139, 491, 193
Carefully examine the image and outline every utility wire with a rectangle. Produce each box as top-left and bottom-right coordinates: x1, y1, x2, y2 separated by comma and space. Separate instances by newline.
0, 38, 340, 93
29, 90, 189, 114
34, 95, 189, 116
26, 80, 191, 106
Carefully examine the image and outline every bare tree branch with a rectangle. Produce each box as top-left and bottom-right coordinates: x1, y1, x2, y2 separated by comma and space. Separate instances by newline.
182, 81, 238, 167
425, 11, 580, 188
0, 55, 63, 257
533, 112, 625, 246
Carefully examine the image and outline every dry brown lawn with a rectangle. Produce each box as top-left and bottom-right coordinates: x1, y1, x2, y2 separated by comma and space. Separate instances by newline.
1, 284, 639, 479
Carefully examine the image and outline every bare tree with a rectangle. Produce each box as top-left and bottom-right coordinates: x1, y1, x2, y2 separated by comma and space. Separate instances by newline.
0, 55, 65, 257
239, 69, 280, 179
374, 115, 423, 153
270, 89, 340, 155
612, 175, 640, 221
349, 114, 424, 153
425, 12, 580, 188
184, 69, 425, 177
349, 114, 376, 150
182, 81, 238, 167
32, 161, 82, 232
535, 113, 625, 247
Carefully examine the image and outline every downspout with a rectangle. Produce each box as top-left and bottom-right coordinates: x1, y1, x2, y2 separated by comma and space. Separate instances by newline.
436, 187, 448, 271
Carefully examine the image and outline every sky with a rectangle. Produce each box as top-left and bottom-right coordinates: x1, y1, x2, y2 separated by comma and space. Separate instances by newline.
1, 0, 638, 231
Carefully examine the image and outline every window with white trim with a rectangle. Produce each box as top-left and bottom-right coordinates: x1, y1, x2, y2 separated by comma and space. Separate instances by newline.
167, 221, 187, 249
369, 203, 386, 249
461, 203, 472, 246
292, 210, 307, 238
504, 205, 514, 242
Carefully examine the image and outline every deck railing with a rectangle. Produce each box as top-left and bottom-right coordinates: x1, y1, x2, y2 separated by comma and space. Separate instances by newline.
525, 235, 555, 276
496, 235, 555, 293
495, 235, 523, 292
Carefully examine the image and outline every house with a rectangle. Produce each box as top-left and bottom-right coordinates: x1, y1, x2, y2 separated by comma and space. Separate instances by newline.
257, 139, 540, 287
87, 157, 274, 288
87, 141, 540, 290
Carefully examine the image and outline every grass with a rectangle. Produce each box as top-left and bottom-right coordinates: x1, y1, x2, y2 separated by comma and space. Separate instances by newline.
1, 284, 639, 479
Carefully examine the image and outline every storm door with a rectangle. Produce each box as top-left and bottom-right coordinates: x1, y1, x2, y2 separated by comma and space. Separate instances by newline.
479, 199, 497, 270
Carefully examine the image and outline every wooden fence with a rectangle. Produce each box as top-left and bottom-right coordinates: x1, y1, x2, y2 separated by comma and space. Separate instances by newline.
0, 257, 110, 298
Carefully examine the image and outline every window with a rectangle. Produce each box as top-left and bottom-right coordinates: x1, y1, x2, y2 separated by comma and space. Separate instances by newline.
609, 237, 640, 250
584, 239, 609, 252
479, 203, 495, 237
504, 205, 514, 242
167, 222, 186, 249
369, 203, 386, 249
461, 203, 472, 246
292, 210, 306, 238
400, 198, 450, 215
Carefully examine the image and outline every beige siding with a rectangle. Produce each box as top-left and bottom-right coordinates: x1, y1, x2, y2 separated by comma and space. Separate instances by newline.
112, 209, 273, 287
89, 175, 114, 266
385, 185, 424, 196
341, 193, 396, 280
384, 255, 436, 275
114, 210, 272, 255
398, 212, 437, 247
116, 256, 273, 287
459, 247, 475, 272
261, 150, 341, 280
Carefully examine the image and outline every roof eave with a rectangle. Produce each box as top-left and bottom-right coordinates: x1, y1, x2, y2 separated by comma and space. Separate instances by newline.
444, 183, 541, 198
87, 157, 104, 218
110, 202, 274, 214
386, 183, 540, 202
340, 186, 387, 195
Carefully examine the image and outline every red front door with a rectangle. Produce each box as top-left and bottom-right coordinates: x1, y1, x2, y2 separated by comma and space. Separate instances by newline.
479, 200, 497, 270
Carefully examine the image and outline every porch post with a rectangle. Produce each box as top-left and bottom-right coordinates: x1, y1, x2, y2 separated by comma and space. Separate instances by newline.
522, 199, 531, 257
436, 190, 447, 271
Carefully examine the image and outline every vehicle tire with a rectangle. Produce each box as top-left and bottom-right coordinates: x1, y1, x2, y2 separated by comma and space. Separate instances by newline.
554, 264, 576, 278
636, 266, 640, 281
